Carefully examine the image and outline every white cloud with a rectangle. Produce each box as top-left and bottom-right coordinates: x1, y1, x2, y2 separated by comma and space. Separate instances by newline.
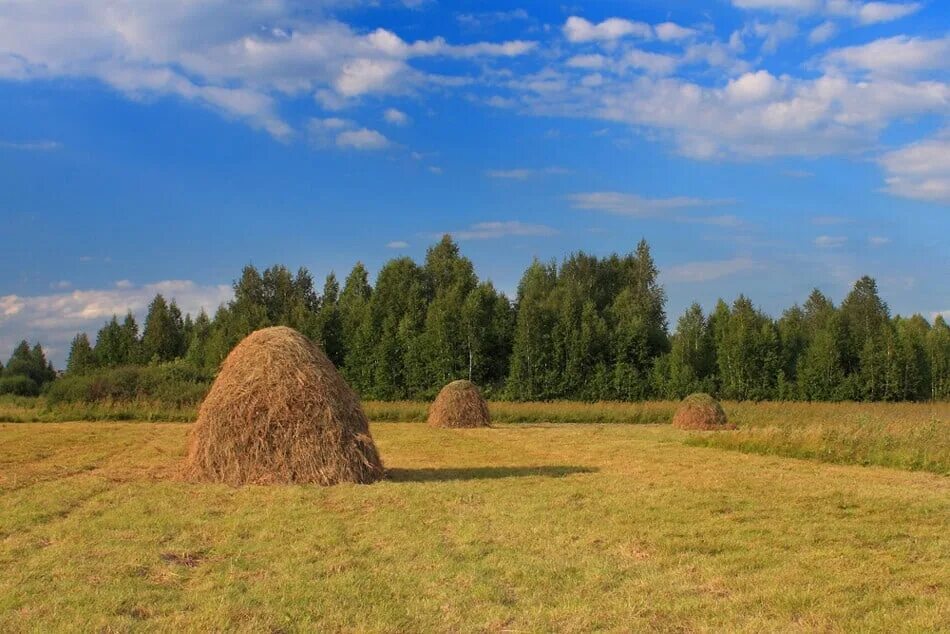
485, 167, 569, 180
384, 107, 410, 125
0, 2, 536, 139
50, 281, 71, 290
427, 165, 443, 174
732, 0, 921, 24
336, 128, 390, 150
623, 49, 679, 76
0, 140, 62, 151
569, 192, 733, 218
0, 280, 232, 367
664, 257, 761, 282
868, 236, 891, 245
814, 235, 848, 247
654, 22, 698, 42
749, 20, 799, 53
447, 221, 558, 240
853, 2, 921, 24
563, 16, 652, 43
386, 240, 409, 248
878, 134, 950, 204
506, 63, 949, 159
823, 35, 950, 76
812, 215, 849, 225
808, 21, 837, 44
566, 54, 607, 69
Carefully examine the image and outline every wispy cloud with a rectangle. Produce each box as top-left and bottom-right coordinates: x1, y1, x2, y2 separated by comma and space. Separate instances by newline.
485, 167, 570, 180
814, 235, 848, 247
386, 240, 409, 248
868, 236, 891, 246
811, 215, 850, 225
443, 221, 558, 240
569, 192, 737, 225
663, 257, 761, 282
383, 108, 410, 126
0, 140, 61, 151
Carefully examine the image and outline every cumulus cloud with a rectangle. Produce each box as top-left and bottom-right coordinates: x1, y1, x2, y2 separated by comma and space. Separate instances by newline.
0, 1, 536, 138
655, 22, 699, 42
445, 221, 558, 240
0, 280, 232, 367
822, 35, 950, 77
878, 134, 950, 204
386, 240, 409, 248
563, 16, 652, 43
505, 62, 949, 159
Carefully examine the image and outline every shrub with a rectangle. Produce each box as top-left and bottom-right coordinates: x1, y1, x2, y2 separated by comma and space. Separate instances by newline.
0, 375, 40, 397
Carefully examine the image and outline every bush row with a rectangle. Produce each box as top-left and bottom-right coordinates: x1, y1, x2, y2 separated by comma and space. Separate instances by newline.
46, 362, 211, 407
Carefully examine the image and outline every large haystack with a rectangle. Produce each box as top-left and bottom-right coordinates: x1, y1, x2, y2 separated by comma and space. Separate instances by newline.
672, 393, 733, 430
427, 380, 491, 428
183, 326, 383, 485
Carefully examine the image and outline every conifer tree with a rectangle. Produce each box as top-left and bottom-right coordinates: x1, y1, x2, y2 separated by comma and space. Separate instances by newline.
66, 333, 97, 374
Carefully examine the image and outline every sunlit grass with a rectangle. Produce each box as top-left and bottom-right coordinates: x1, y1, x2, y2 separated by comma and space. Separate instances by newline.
2, 396, 947, 472
0, 421, 947, 631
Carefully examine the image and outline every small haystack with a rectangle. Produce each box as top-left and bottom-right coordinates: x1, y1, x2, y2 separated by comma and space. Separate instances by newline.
427, 380, 491, 428
183, 326, 383, 485
673, 393, 735, 430
672, 393, 732, 430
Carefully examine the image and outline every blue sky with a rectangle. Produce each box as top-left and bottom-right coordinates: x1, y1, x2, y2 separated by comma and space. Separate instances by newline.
0, 0, 947, 365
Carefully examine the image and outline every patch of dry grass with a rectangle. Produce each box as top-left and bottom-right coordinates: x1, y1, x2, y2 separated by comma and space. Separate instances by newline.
0, 421, 947, 631
688, 401, 950, 474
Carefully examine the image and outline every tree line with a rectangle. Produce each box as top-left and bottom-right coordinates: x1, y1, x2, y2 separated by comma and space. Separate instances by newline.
3, 235, 948, 402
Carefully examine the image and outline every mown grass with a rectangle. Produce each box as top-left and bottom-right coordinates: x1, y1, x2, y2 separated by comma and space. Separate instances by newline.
0, 422, 947, 631
2, 396, 948, 473
686, 401, 950, 475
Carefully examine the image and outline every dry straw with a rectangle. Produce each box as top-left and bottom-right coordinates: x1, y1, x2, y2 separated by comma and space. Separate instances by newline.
427, 379, 491, 428
182, 326, 384, 485
672, 393, 734, 431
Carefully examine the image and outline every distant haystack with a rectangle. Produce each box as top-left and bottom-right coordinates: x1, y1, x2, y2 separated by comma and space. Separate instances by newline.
672, 393, 732, 430
427, 380, 491, 428
183, 326, 384, 485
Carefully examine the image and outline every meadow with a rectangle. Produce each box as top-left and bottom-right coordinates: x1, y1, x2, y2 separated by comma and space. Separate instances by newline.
0, 401, 948, 631
2, 397, 947, 473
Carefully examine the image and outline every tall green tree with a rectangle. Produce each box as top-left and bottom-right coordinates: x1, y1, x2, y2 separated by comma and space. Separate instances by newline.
661, 303, 715, 398
142, 294, 186, 362
927, 315, 950, 400
314, 273, 345, 367
339, 262, 374, 393
507, 259, 559, 400
66, 333, 97, 374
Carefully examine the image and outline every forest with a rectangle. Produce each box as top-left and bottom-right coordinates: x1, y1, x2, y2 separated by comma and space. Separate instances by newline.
2, 236, 948, 403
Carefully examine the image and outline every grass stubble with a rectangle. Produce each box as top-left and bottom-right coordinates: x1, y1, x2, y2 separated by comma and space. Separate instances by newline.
0, 409, 947, 631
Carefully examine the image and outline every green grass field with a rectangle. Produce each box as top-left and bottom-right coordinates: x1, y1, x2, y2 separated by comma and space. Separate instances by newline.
1, 408, 948, 631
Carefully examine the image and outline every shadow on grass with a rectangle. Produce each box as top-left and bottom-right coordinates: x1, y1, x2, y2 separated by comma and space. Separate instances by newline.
386, 465, 597, 483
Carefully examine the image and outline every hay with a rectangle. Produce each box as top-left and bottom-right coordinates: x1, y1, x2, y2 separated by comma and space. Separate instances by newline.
427, 380, 491, 428
672, 393, 733, 431
182, 326, 384, 485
